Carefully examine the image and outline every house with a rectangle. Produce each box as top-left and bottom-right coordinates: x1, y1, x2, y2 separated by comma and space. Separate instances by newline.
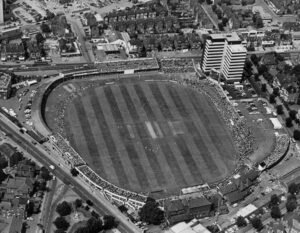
15, 160, 36, 178
165, 199, 190, 225
2, 43, 25, 60
27, 41, 41, 60
3, 176, 34, 201
0, 143, 16, 166
188, 197, 212, 218
165, 197, 212, 225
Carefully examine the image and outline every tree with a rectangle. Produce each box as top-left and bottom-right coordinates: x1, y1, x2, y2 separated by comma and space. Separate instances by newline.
258, 64, 268, 75
36, 33, 45, 45
86, 200, 94, 206
269, 94, 276, 104
103, 215, 116, 230
218, 22, 224, 31
222, 17, 228, 26
10, 152, 23, 167
289, 110, 298, 120
139, 197, 164, 225
54, 229, 66, 233
276, 105, 284, 115
53, 217, 70, 231
250, 54, 259, 65
294, 130, 300, 141
236, 216, 247, 227
206, 0, 212, 4
118, 205, 128, 213
212, 4, 217, 12
251, 217, 263, 231
292, 64, 300, 79
40, 167, 52, 181
269, 194, 280, 208
74, 199, 82, 209
286, 199, 297, 212
87, 217, 103, 232
241, 0, 247, 5
256, 16, 264, 28
41, 23, 51, 33
70, 168, 79, 177
288, 183, 299, 195
261, 83, 267, 92
270, 206, 281, 219
56, 201, 72, 216
286, 118, 293, 128
273, 87, 280, 97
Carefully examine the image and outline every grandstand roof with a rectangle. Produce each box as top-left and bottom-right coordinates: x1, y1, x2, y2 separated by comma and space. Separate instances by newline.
270, 118, 283, 129
235, 204, 257, 218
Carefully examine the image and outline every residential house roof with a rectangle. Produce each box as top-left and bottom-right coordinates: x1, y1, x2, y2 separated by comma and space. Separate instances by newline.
225, 190, 246, 204
188, 197, 211, 209
219, 182, 237, 195
6, 177, 34, 195
166, 199, 186, 213
0, 143, 16, 158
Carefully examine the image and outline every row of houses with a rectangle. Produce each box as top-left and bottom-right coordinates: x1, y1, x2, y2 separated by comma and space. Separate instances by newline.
0, 41, 41, 61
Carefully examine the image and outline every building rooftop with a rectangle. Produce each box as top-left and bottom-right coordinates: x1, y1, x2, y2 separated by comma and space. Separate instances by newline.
229, 44, 247, 53
210, 32, 241, 42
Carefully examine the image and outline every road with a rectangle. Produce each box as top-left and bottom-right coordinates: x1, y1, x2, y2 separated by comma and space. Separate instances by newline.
67, 17, 93, 63
0, 116, 140, 233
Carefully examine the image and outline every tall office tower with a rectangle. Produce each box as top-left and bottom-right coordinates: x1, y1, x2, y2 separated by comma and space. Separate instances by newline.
201, 32, 246, 82
0, 0, 4, 24
220, 44, 247, 82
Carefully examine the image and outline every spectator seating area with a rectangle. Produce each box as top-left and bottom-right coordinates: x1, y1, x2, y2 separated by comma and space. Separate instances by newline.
159, 58, 197, 73
77, 165, 147, 203
95, 58, 159, 73
181, 78, 254, 158
262, 134, 290, 168
51, 133, 86, 167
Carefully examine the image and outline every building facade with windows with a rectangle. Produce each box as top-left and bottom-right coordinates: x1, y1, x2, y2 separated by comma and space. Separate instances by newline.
0, 73, 12, 99
201, 32, 246, 82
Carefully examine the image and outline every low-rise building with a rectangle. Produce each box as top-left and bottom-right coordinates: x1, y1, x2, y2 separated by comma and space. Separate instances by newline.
0, 73, 12, 99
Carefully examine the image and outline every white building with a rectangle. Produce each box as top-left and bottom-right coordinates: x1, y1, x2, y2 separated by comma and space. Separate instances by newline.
0, 0, 4, 24
202, 32, 246, 82
221, 44, 247, 82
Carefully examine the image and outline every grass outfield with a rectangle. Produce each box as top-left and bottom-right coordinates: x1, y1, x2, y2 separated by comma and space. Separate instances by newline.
47, 78, 237, 198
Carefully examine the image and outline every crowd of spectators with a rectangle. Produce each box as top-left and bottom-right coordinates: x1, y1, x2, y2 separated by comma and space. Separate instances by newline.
95, 58, 159, 73
52, 133, 86, 167
77, 165, 147, 203
179, 78, 255, 159
159, 58, 196, 73
262, 134, 290, 168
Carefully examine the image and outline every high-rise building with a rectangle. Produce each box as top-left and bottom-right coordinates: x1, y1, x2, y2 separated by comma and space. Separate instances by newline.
0, 0, 4, 24
220, 44, 247, 82
201, 32, 247, 82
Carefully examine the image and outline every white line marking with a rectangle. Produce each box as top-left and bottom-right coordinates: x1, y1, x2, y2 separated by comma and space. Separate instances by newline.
145, 121, 157, 139
153, 122, 163, 138
127, 125, 135, 139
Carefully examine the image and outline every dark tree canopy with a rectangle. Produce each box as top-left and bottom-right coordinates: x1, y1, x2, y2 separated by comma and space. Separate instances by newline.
269, 194, 280, 208
251, 217, 264, 231
10, 152, 23, 167
87, 217, 103, 232
286, 199, 297, 212
250, 54, 259, 65
269, 94, 276, 104
54, 229, 66, 233
74, 199, 82, 209
53, 216, 70, 231
70, 168, 79, 177
40, 167, 52, 181
276, 105, 284, 115
258, 64, 268, 75
289, 110, 298, 120
261, 83, 267, 92
286, 117, 293, 128
236, 216, 247, 227
41, 23, 51, 33
270, 206, 281, 219
273, 87, 280, 97
139, 197, 164, 225
56, 201, 72, 216
103, 215, 117, 230
288, 183, 299, 195
36, 33, 45, 45
294, 130, 300, 141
